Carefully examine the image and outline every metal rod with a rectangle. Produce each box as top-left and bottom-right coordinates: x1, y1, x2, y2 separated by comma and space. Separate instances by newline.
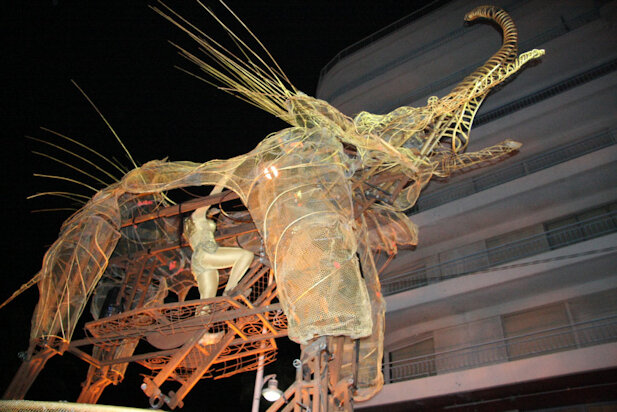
120, 190, 239, 228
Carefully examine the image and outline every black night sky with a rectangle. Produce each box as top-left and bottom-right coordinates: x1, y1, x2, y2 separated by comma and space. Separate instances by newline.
0, 1, 429, 410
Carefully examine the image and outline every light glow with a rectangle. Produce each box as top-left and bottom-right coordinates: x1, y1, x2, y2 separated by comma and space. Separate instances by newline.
262, 378, 283, 402
263, 165, 279, 180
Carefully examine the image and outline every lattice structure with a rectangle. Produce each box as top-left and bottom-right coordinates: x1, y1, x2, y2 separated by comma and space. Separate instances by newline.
74, 240, 287, 409
267, 336, 366, 412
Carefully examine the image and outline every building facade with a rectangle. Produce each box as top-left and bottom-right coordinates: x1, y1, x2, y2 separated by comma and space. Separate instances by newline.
317, 0, 617, 410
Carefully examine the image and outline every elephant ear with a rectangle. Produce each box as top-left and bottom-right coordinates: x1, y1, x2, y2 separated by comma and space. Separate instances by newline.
152, 2, 302, 126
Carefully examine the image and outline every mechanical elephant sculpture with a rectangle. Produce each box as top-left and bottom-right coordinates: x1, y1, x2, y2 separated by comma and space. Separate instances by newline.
5, 4, 543, 404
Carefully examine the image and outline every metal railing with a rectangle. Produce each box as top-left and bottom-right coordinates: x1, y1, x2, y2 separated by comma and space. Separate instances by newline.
474, 57, 617, 127
382, 209, 617, 295
386, 314, 617, 383
409, 128, 617, 215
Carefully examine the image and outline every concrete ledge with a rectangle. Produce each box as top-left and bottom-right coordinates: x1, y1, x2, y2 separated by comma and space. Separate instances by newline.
357, 342, 617, 408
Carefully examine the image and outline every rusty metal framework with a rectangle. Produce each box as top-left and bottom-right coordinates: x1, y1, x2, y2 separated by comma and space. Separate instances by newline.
267, 337, 363, 412
5, 191, 290, 409
78, 267, 286, 408
66, 188, 395, 410
76, 201, 288, 409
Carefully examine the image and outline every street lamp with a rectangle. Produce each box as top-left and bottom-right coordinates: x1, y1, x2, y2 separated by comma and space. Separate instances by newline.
261, 374, 283, 402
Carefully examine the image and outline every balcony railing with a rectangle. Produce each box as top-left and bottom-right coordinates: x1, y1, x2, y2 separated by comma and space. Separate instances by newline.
385, 314, 617, 383
409, 128, 617, 215
382, 209, 617, 295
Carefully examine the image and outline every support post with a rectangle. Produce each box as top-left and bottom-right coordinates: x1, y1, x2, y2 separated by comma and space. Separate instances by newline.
3, 349, 56, 400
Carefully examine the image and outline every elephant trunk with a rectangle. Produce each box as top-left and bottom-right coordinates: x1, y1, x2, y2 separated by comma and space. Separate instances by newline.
449, 6, 519, 98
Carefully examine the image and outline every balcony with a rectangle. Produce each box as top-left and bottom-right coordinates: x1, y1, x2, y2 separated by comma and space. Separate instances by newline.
382, 208, 617, 296
386, 314, 617, 384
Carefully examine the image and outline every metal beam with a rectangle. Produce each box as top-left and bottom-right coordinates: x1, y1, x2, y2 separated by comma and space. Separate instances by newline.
120, 190, 240, 228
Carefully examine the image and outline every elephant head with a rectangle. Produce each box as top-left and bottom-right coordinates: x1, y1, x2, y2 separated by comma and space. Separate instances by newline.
352, 6, 544, 158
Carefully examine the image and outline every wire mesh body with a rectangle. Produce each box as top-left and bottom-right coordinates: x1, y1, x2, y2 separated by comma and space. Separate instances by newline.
245, 128, 372, 343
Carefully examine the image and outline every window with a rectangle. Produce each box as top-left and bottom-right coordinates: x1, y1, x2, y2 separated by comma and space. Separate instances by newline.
502, 303, 575, 360
389, 335, 435, 382
545, 203, 617, 249
568, 288, 617, 347
439, 241, 488, 279
486, 224, 549, 265
433, 317, 507, 373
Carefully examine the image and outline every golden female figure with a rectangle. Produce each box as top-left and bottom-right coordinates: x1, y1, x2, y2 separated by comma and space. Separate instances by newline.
185, 206, 254, 300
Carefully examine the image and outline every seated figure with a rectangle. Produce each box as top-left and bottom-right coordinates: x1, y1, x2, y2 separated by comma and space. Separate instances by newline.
185, 206, 254, 299
185, 206, 254, 345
